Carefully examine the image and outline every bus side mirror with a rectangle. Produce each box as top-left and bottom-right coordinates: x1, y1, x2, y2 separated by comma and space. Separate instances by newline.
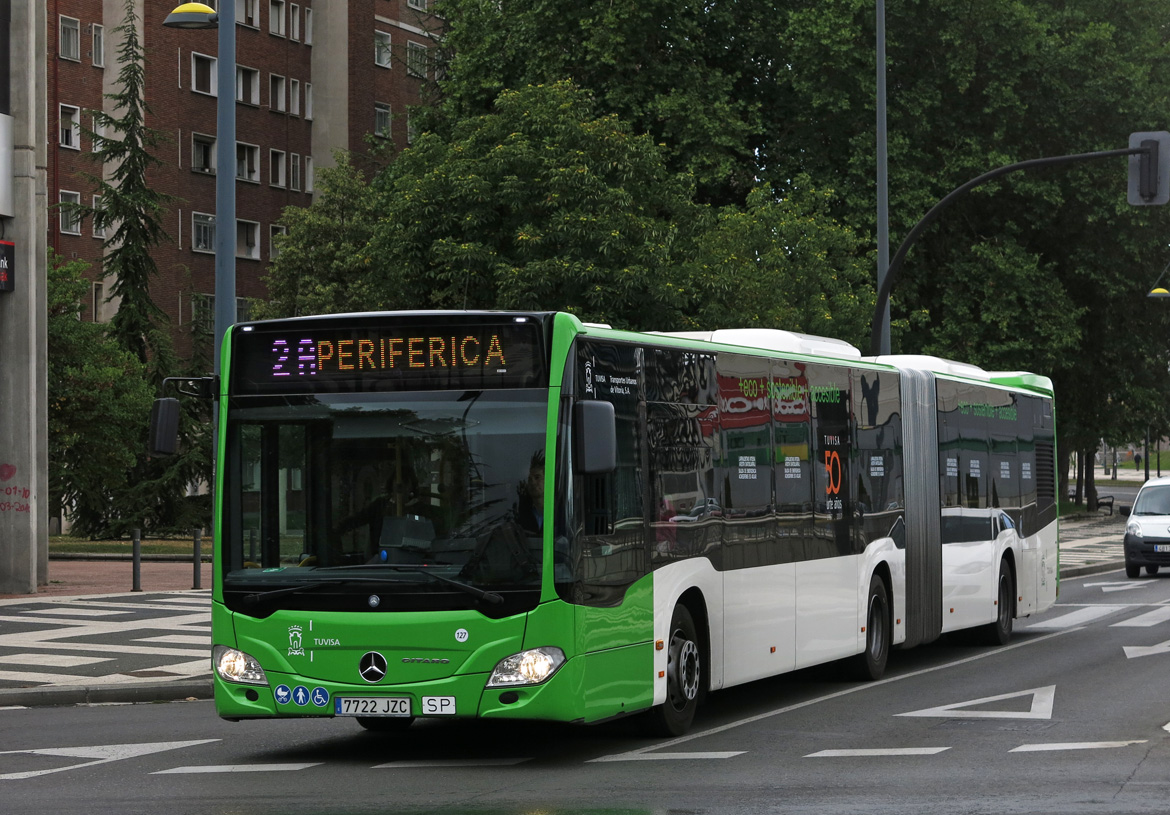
149, 397, 181, 456
573, 400, 616, 474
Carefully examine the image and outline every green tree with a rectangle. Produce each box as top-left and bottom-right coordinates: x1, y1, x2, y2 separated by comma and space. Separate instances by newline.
46, 251, 153, 537
266, 82, 705, 330
684, 181, 873, 345
430, 0, 786, 206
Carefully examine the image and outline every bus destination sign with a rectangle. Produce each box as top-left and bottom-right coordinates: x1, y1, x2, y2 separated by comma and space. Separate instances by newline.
232, 319, 546, 394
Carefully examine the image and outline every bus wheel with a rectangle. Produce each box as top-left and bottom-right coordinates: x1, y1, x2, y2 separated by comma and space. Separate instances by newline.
356, 716, 414, 733
981, 560, 1014, 646
648, 604, 702, 737
853, 574, 890, 681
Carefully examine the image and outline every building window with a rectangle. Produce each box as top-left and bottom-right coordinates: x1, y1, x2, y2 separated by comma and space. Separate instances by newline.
304, 83, 313, 119
192, 133, 216, 174
375, 103, 391, 138
406, 41, 428, 78
269, 0, 286, 36
237, 0, 259, 27
191, 292, 214, 334
92, 24, 105, 67
59, 105, 81, 149
304, 7, 313, 44
236, 220, 260, 259
91, 115, 106, 152
290, 78, 300, 116
60, 16, 81, 61
192, 53, 217, 96
236, 65, 260, 105
305, 156, 314, 192
236, 142, 259, 182
92, 195, 106, 239
270, 224, 287, 259
59, 191, 82, 235
270, 149, 287, 188
375, 31, 392, 67
269, 74, 286, 112
193, 212, 216, 253
407, 0, 427, 9
291, 154, 301, 191
290, 4, 300, 40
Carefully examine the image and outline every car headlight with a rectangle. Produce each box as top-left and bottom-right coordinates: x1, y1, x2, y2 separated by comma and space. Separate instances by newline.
1127, 521, 1144, 538
212, 645, 268, 686
486, 647, 566, 688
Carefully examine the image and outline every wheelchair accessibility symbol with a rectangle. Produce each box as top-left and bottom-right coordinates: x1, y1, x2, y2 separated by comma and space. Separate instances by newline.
311, 687, 330, 707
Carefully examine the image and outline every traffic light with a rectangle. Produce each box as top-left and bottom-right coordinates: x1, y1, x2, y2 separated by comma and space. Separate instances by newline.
1128, 131, 1170, 205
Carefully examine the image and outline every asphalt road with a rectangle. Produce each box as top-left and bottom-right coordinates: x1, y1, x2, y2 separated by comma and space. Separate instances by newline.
3, 567, 1169, 815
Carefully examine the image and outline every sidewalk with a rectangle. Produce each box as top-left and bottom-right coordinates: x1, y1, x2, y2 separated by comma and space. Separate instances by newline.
0, 519, 1130, 710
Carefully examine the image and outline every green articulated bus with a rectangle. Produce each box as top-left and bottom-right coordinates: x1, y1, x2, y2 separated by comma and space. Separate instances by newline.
152, 310, 1059, 736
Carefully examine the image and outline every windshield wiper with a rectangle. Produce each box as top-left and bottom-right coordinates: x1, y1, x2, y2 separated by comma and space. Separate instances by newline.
315, 564, 504, 605
238, 576, 397, 606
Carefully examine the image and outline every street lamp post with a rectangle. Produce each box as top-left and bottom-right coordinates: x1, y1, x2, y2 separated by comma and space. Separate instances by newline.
164, 2, 235, 382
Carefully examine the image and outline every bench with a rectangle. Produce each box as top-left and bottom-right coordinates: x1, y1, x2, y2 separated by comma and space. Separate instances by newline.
1067, 491, 1115, 514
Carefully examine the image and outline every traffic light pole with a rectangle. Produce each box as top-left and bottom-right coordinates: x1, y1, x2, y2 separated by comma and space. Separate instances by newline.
870, 144, 1151, 356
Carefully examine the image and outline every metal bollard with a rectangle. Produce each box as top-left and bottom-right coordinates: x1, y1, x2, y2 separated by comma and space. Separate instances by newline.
193, 529, 203, 590
131, 528, 142, 592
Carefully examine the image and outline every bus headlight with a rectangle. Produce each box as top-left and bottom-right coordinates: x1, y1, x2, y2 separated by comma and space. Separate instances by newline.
486, 647, 566, 688
212, 645, 268, 686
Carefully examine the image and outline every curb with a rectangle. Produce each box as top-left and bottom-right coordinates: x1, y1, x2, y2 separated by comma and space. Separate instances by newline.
49, 554, 213, 562
1060, 561, 1125, 579
0, 678, 213, 708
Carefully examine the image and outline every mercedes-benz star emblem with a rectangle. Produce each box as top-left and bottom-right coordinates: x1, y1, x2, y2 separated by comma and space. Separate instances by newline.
359, 651, 388, 683
368, 595, 381, 608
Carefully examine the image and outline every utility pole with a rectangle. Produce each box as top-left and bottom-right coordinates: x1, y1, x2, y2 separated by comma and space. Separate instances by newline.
0, 0, 48, 594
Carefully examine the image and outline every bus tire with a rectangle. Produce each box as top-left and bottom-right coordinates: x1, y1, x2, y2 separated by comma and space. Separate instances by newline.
356, 716, 414, 733
647, 604, 702, 737
852, 573, 890, 681
981, 559, 1014, 646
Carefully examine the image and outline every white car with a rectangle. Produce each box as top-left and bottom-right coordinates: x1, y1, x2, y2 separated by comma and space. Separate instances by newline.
1120, 476, 1170, 578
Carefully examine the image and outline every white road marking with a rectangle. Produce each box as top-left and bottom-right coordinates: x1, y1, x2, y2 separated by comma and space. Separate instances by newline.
1123, 639, 1170, 659
153, 764, 321, 774
589, 752, 744, 763
1112, 606, 1170, 627
1082, 581, 1147, 593
589, 629, 1073, 763
1022, 606, 1127, 630
17, 608, 132, 617
133, 635, 211, 645
0, 653, 113, 667
372, 759, 532, 768
1009, 741, 1148, 753
805, 748, 950, 758
0, 739, 219, 781
898, 686, 1055, 720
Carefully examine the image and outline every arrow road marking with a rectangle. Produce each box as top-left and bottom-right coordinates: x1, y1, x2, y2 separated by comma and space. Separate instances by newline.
0, 740, 220, 781
1124, 639, 1170, 659
1009, 741, 1147, 753
897, 686, 1055, 720
1082, 581, 1147, 593
805, 747, 950, 758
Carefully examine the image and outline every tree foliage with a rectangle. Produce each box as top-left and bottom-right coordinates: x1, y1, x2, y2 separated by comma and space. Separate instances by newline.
46, 251, 153, 537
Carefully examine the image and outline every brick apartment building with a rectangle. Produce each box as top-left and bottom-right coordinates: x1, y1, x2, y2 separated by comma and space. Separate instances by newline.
49, 0, 440, 362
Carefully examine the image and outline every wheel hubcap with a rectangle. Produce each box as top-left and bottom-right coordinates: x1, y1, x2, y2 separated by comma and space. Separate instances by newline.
667, 631, 700, 709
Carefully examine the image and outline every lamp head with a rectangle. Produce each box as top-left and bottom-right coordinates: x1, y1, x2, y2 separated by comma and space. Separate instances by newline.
164, 3, 219, 29
1148, 287, 1170, 299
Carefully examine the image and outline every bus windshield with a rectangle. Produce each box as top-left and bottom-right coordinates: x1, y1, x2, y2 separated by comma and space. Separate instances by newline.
223, 390, 549, 609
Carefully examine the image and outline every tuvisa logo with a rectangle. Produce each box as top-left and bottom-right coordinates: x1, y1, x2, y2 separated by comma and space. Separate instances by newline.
314, 638, 340, 646
287, 625, 305, 657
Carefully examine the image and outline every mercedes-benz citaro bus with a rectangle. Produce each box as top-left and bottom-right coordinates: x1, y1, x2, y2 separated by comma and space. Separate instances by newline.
150, 311, 1059, 736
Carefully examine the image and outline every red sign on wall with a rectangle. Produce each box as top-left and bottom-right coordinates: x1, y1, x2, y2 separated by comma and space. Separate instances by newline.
0, 240, 13, 293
